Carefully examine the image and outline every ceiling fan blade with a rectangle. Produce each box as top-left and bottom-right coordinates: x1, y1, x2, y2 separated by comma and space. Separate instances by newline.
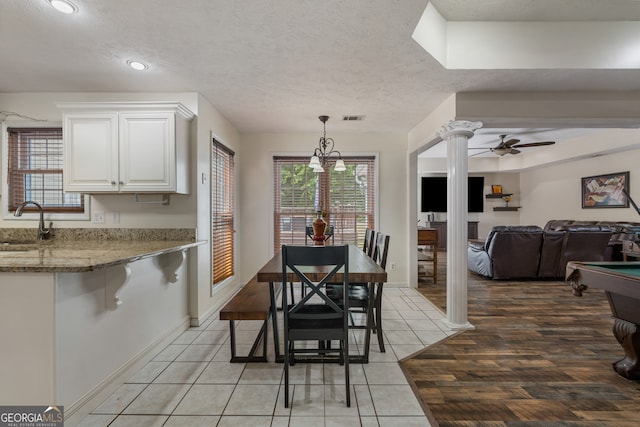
469, 150, 490, 157
511, 141, 555, 148
503, 138, 520, 147
509, 148, 521, 155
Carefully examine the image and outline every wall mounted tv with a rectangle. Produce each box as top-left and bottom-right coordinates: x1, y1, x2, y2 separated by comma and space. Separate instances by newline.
421, 176, 484, 212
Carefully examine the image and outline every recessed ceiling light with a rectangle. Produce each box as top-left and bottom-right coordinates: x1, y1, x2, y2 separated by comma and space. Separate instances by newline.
47, 0, 78, 14
127, 60, 149, 71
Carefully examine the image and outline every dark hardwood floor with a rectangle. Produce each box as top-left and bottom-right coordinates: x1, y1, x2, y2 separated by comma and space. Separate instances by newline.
403, 250, 640, 426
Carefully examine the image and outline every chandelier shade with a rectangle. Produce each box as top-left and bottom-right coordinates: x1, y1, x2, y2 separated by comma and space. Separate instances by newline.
309, 115, 345, 173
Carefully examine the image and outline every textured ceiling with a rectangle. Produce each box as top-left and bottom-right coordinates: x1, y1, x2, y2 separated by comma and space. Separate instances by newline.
2, 0, 640, 134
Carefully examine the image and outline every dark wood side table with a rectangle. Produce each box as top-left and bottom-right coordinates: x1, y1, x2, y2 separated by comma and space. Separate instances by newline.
621, 241, 640, 261
418, 228, 438, 284
429, 221, 478, 251
622, 250, 640, 261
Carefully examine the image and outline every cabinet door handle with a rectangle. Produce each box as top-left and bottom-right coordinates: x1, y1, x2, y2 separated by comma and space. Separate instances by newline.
111, 181, 116, 185
119, 181, 124, 185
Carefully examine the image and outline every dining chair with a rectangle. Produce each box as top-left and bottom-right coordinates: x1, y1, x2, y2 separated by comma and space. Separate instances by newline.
363, 228, 375, 257
281, 244, 351, 408
326, 232, 390, 354
304, 225, 335, 245
291, 225, 336, 302
370, 233, 390, 352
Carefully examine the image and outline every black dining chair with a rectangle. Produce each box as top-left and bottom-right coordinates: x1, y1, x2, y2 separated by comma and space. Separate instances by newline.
281, 244, 351, 408
326, 232, 390, 354
370, 233, 390, 352
291, 225, 335, 303
304, 225, 335, 245
363, 228, 375, 257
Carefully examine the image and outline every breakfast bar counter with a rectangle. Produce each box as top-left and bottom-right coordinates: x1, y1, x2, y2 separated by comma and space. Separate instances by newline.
0, 228, 204, 418
0, 239, 203, 273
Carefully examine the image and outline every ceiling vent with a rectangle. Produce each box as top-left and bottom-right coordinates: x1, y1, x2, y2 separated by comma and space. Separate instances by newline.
342, 115, 365, 121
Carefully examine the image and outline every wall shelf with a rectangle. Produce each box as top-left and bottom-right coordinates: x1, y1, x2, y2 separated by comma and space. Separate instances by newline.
493, 206, 520, 211
486, 193, 512, 199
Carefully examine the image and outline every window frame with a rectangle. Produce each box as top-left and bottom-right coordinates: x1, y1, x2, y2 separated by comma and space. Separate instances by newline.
211, 137, 235, 287
1, 121, 90, 221
272, 153, 378, 253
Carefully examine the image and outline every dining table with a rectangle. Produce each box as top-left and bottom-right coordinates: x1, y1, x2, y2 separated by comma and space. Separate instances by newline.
256, 244, 387, 363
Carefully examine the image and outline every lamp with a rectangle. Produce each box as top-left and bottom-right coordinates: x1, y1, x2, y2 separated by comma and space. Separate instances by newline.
308, 115, 346, 173
493, 147, 510, 156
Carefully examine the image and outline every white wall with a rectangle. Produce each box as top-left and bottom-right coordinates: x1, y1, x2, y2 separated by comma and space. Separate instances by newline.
56, 255, 189, 411
238, 132, 409, 285
192, 94, 242, 324
520, 147, 640, 226
0, 273, 55, 404
408, 94, 455, 152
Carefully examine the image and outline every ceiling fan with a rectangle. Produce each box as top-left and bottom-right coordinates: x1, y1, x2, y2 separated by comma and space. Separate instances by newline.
470, 134, 556, 156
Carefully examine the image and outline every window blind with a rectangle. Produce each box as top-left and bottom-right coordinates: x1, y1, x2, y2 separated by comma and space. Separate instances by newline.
211, 139, 235, 285
273, 156, 375, 253
7, 127, 84, 213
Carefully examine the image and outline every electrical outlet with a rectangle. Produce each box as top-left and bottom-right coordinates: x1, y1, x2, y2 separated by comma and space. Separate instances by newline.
390, 262, 396, 271
112, 212, 120, 224
93, 211, 105, 224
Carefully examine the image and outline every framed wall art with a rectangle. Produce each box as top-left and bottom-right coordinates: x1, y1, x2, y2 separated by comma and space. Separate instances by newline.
581, 171, 629, 208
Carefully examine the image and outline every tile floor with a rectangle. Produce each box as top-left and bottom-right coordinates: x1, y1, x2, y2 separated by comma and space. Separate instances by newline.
75, 286, 453, 427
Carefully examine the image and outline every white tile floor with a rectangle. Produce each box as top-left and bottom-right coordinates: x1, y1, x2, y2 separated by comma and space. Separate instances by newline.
75, 287, 453, 427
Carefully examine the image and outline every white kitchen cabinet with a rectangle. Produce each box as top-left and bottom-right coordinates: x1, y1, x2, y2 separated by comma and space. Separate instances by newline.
59, 102, 194, 194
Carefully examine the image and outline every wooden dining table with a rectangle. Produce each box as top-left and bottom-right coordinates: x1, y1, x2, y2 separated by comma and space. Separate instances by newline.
256, 244, 387, 363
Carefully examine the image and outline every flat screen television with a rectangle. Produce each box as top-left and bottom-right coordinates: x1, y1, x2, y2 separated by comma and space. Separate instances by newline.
421, 176, 484, 212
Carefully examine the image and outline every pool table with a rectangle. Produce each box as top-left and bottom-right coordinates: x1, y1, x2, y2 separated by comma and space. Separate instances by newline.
566, 261, 640, 380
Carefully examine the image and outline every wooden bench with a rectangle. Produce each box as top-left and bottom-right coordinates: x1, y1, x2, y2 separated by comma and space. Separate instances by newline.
219, 276, 280, 363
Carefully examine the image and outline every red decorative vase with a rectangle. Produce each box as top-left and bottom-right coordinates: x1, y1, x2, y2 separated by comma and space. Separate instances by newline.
312, 212, 327, 246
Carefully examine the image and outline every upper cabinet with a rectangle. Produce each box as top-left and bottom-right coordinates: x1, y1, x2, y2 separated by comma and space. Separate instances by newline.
58, 102, 194, 194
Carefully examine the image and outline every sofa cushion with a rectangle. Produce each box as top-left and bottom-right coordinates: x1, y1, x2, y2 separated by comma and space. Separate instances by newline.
485, 226, 544, 280
538, 231, 565, 278
554, 229, 612, 276
544, 220, 640, 260
557, 224, 612, 232
469, 226, 544, 279
544, 220, 574, 231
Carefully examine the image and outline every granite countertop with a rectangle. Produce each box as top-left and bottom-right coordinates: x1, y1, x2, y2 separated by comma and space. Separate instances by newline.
0, 228, 205, 273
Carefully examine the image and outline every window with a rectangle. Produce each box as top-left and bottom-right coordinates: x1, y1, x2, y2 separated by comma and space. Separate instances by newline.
211, 139, 235, 285
273, 156, 376, 252
7, 127, 84, 214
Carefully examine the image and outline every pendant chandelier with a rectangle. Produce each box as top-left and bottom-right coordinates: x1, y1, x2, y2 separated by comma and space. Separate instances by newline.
308, 115, 346, 173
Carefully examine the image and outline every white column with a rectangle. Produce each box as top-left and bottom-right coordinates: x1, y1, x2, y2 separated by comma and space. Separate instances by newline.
437, 120, 482, 329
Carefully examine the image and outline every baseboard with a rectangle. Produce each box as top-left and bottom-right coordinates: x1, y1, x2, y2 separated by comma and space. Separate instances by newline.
191, 280, 242, 326
384, 282, 411, 288
63, 316, 191, 426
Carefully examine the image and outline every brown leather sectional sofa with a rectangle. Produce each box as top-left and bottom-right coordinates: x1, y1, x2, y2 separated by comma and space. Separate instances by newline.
467, 220, 639, 280
543, 220, 640, 262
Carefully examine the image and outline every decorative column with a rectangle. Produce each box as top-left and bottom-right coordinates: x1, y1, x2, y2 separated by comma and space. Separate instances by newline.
436, 120, 482, 329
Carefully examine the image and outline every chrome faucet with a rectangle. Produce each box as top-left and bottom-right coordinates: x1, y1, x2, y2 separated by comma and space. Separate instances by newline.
14, 201, 51, 240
